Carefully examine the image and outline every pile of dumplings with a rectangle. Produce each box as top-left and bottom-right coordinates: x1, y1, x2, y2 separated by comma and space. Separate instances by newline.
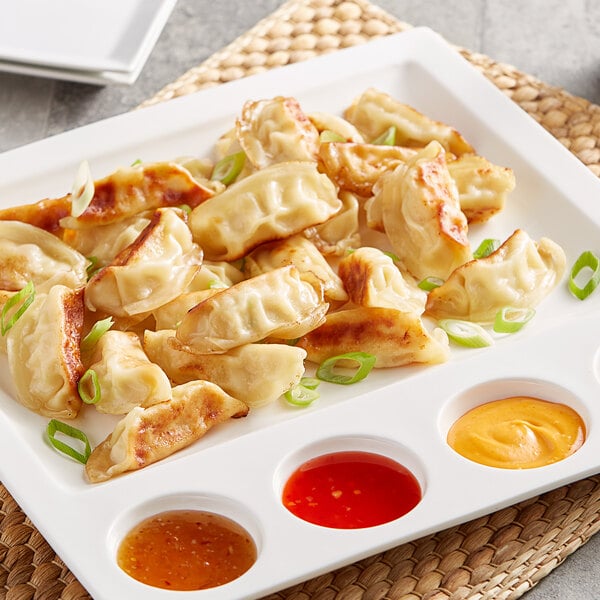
0, 89, 566, 483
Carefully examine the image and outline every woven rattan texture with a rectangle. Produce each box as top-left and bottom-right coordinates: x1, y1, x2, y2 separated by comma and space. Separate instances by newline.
3, 0, 600, 599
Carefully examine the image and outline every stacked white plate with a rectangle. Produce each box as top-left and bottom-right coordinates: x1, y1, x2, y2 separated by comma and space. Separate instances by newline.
0, 0, 177, 85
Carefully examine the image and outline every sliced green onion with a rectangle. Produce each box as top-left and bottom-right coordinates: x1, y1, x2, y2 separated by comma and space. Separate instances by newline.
86, 256, 101, 280
130, 158, 142, 167
299, 377, 320, 390
371, 126, 396, 146
284, 382, 320, 407
78, 369, 101, 405
286, 337, 300, 346
568, 250, 600, 300
81, 317, 114, 351
178, 204, 192, 215
438, 319, 494, 348
383, 251, 402, 263
70, 160, 95, 218
493, 306, 535, 333
316, 351, 376, 385
46, 419, 91, 464
207, 279, 228, 289
319, 129, 347, 143
1, 281, 35, 336
473, 238, 500, 259
418, 276, 444, 291
211, 151, 246, 185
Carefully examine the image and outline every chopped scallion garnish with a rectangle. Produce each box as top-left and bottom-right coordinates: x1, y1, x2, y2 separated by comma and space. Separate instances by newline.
371, 126, 396, 146
568, 250, 600, 300
493, 306, 535, 333
130, 158, 142, 167
78, 369, 101, 404
70, 160, 95, 218
86, 256, 101, 280
418, 276, 444, 291
473, 238, 500, 259
1, 281, 35, 336
81, 317, 114, 352
299, 377, 320, 390
383, 251, 402, 263
316, 351, 376, 384
46, 419, 91, 464
319, 130, 347, 143
211, 151, 246, 185
178, 204, 192, 215
438, 319, 494, 348
284, 379, 320, 407
207, 279, 228, 289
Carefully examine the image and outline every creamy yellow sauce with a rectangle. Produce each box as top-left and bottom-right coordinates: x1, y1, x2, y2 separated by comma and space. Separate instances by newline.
447, 396, 585, 469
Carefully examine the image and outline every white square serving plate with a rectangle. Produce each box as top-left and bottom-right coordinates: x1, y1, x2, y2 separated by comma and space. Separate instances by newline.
1, 28, 600, 600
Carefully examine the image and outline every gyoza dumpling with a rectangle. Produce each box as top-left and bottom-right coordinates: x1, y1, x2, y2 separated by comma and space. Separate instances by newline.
176, 266, 328, 353
85, 380, 249, 483
144, 330, 306, 408
380, 141, 471, 280
318, 142, 417, 196
297, 306, 450, 367
338, 247, 426, 314
425, 229, 567, 323
59, 161, 215, 230
303, 190, 361, 256
236, 96, 319, 168
188, 261, 245, 290
62, 213, 152, 269
85, 330, 171, 414
244, 235, 348, 303
6, 285, 84, 418
85, 208, 202, 317
189, 161, 341, 261
344, 88, 474, 156
0, 196, 71, 235
0, 220, 88, 292
308, 112, 365, 143
152, 289, 219, 331
447, 154, 516, 223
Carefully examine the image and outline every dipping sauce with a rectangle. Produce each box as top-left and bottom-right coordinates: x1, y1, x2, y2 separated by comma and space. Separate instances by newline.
447, 396, 586, 469
282, 450, 422, 529
117, 510, 257, 590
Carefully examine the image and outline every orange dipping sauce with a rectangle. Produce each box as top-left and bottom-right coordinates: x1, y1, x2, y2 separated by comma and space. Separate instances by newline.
117, 510, 257, 591
447, 396, 586, 469
282, 450, 421, 529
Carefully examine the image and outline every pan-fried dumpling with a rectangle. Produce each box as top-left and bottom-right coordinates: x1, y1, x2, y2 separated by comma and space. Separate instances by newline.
86, 330, 171, 414
244, 235, 348, 303
85, 208, 202, 317
318, 142, 417, 196
236, 96, 319, 168
297, 306, 450, 367
380, 141, 471, 280
447, 155, 516, 223
0, 220, 88, 292
62, 213, 152, 269
85, 380, 249, 483
189, 261, 245, 291
144, 330, 306, 408
189, 161, 341, 261
152, 289, 219, 331
308, 112, 365, 143
303, 190, 360, 256
59, 161, 215, 230
0, 196, 71, 235
344, 88, 474, 156
176, 266, 328, 353
6, 285, 84, 418
338, 247, 426, 314
425, 229, 567, 323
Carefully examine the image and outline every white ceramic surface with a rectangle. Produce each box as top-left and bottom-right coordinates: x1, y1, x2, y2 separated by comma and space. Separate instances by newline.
0, 28, 599, 600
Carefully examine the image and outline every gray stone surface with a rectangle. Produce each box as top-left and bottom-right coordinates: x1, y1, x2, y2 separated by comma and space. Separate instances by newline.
1, 1, 600, 598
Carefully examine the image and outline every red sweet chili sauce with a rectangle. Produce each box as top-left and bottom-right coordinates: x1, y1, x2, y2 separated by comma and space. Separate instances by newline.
282, 450, 422, 529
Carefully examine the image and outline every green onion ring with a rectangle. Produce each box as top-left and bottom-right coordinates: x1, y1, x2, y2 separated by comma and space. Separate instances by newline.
493, 306, 536, 333
284, 382, 320, 407
207, 279, 228, 289
473, 238, 500, 259
319, 129, 347, 143
70, 160, 95, 218
418, 276, 445, 291
78, 369, 101, 405
299, 376, 320, 390
568, 250, 600, 300
316, 351, 376, 385
211, 151, 246, 185
371, 126, 396, 146
81, 317, 114, 352
1, 281, 35, 336
438, 319, 494, 348
46, 419, 91, 464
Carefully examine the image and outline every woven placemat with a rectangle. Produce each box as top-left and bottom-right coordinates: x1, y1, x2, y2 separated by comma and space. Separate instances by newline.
2, 1, 600, 599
